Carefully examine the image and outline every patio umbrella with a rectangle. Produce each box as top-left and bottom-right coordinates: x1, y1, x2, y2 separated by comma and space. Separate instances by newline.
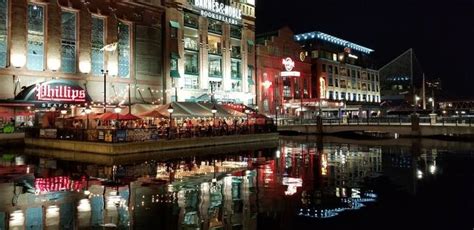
119, 113, 141, 120
139, 110, 168, 119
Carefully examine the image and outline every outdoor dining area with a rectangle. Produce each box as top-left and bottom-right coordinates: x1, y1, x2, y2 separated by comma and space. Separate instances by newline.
25, 102, 275, 143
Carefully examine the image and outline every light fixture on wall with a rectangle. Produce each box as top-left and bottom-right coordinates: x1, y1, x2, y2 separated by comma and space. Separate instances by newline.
79, 61, 91, 74
10, 53, 26, 68
48, 58, 61, 72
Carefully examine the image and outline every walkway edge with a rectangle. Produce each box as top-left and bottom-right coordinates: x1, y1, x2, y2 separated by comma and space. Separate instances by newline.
25, 133, 279, 154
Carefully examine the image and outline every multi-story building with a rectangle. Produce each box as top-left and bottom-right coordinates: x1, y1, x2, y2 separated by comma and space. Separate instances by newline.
255, 27, 312, 118
0, 0, 164, 124
295, 31, 381, 118
163, 0, 256, 105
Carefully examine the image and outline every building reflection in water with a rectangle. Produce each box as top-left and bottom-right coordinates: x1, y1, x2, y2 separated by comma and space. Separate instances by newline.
0, 140, 444, 229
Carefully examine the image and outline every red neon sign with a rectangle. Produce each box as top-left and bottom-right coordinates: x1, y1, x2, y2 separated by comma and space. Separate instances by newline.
36, 83, 86, 102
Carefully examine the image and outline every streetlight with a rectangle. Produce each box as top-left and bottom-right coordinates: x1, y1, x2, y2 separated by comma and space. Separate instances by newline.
85, 107, 92, 129
60, 110, 67, 128
211, 104, 217, 126
167, 104, 174, 139
167, 104, 174, 127
101, 70, 109, 113
245, 109, 250, 125
114, 106, 122, 128
428, 97, 435, 113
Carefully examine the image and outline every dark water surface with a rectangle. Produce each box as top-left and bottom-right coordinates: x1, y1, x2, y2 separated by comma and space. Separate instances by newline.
0, 137, 473, 229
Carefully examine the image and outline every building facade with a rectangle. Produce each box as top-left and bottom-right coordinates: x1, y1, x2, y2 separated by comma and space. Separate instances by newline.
295, 31, 381, 118
256, 27, 312, 118
163, 0, 256, 105
0, 0, 165, 124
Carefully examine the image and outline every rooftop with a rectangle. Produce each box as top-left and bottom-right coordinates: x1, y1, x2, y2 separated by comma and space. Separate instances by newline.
294, 31, 374, 54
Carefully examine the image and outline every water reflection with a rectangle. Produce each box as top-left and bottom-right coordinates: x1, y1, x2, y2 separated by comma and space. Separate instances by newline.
0, 137, 469, 229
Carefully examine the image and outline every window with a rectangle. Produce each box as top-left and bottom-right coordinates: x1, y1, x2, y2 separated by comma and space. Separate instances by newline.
334, 66, 338, 75
91, 17, 104, 75
208, 19, 222, 34
329, 91, 333, 100
322, 64, 326, 72
311, 50, 318, 58
184, 12, 199, 28
231, 41, 241, 59
248, 65, 254, 89
208, 35, 221, 55
340, 80, 346, 88
230, 25, 241, 39
363, 94, 367, 101
247, 40, 254, 54
0, 0, 7, 68
209, 56, 222, 77
352, 93, 356, 101
328, 74, 333, 86
332, 53, 337, 61
341, 92, 346, 100
335, 92, 338, 100
231, 80, 241, 92
61, 11, 76, 73
170, 55, 179, 78
231, 59, 241, 79
335, 78, 339, 87
170, 21, 179, 38
328, 65, 332, 73
184, 28, 199, 51
184, 77, 199, 89
351, 69, 356, 79
184, 52, 198, 75
27, 4, 45, 71
118, 22, 130, 78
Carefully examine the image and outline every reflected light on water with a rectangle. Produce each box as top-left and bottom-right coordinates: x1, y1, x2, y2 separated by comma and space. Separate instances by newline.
77, 198, 91, 212
9, 210, 25, 228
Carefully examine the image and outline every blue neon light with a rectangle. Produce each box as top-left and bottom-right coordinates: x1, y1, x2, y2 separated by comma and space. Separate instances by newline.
294, 31, 374, 54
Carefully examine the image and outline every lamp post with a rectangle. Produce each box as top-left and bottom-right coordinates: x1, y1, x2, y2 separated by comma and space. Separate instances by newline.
428, 97, 435, 113
211, 104, 217, 126
245, 109, 250, 125
60, 110, 67, 128
101, 70, 109, 113
85, 107, 92, 129
167, 104, 174, 139
114, 106, 122, 128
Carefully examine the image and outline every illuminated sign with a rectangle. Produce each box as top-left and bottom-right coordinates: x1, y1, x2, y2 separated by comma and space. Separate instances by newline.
193, 0, 242, 25
280, 57, 301, 77
348, 54, 359, 59
36, 82, 86, 102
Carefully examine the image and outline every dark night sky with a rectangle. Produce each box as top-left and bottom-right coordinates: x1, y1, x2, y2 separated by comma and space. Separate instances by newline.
256, 0, 474, 99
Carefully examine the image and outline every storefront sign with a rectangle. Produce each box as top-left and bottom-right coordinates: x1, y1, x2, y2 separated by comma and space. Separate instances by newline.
193, 0, 242, 25
36, 82, 86, 102
280, 57, 301, 77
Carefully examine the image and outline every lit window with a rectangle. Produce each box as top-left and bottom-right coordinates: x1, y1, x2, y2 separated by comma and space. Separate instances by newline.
0, 0, 7, 68
231, 59, 241, 79
332, 53, 337, 61
61, 11, 76, 73
27, 4, 45, 71
208, 35, 221, 55
209, 56, 222, 78
184, 52, 199, 75
91, 17, 104, 75
118, 22, 130, 78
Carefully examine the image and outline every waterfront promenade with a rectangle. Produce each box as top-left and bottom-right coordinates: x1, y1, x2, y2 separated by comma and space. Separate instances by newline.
277, 116, 474, 137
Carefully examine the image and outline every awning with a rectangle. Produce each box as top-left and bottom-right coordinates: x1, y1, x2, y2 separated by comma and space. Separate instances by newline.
169, 20, 180, 29
155, 102, 246, 119
247, 40, 254, 46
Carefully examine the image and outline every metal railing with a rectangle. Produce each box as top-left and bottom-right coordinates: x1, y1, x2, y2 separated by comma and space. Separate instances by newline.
25, 124, 277, 143
277, 117, 474, 127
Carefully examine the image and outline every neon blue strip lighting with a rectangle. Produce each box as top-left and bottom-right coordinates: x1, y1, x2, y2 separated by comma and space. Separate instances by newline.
294, 31, 374, 54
